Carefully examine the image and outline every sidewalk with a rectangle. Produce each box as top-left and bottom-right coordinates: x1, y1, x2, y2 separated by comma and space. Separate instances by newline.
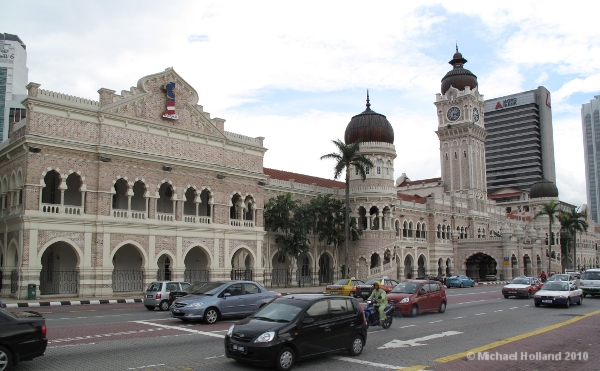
0, 284, 327, 309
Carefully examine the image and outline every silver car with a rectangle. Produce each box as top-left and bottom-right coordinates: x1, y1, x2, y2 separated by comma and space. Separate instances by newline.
170, 280, 278, 324
144, 281, 191, 311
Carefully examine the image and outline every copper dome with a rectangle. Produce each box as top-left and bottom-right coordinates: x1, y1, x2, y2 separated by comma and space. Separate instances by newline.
344, 92, 394, 145
441, 48, 478, 95
530, 178, 559, 199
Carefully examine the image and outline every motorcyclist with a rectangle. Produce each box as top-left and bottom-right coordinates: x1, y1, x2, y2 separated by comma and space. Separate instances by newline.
368, 281, 387, 325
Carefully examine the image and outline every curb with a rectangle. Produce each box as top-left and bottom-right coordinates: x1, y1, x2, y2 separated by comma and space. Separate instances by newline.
477, 281, 510, 285
2, 298, 142, 309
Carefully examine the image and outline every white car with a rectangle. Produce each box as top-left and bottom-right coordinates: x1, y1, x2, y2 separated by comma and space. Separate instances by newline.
533, 281, 583, 308
580, 269, 600, 297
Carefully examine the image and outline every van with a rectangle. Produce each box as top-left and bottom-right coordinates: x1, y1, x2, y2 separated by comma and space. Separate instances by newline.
580, 269, 600, 297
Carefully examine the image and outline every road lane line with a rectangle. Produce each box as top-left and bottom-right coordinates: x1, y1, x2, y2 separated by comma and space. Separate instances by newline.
399, 325, 416, 329
127, 364, 166, 370
132, 320, 225, 338
453, 316, 464, 319
435, 309, 600, 363
474, 313, 485, 316
329, 355, 421, 369
49, 328, 165, 343
429, 320, 443, 323
509, 307, 518, 309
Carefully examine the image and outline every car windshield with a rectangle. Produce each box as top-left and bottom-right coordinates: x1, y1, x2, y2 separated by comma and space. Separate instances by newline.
542, 282, 568, 291
334, 279, 349, 285
550, 275, 569, 281
251, 300, 305, 322
189, 282, 226, 295
364, 278, 381, 285
391, 282, 420, 294
511, 278, 530, 285
582, 272, 600, 280
186, 282, 210, 294
146, 282, 162, 292
181, 283, 191, 290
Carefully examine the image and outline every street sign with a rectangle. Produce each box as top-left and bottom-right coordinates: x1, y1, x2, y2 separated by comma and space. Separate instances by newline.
504, 260, 510, 265
503, 257, 510, 261
378, 331, 463, 349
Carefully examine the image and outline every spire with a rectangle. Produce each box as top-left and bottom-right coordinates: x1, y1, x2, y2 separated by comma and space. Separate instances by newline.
366, 90, 371, 110
456, 42, 458, 53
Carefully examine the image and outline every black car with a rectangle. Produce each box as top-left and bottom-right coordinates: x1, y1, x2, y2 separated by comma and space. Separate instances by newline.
225, 294, 367, 371
0, 308, 47, 371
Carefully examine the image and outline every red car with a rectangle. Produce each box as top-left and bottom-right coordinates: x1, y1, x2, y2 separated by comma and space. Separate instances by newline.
354, 277, 399, 300
387, 280, 447, 317
502, 277, 543, 298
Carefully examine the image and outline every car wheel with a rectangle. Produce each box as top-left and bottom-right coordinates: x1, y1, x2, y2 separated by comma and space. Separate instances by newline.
409, 305, 419, 317
459, 283, 463, 288
534, 302, 540, 307
159, 300, 170, 311
565, 299, 570, 308
382, 316, 393, 329
526, 291, 531, 299
145, 305, 155, 311
0, 346, 12, 371
348, 335, 364, 356
204, 308, 219, 324
504, 295, 509, 299
274, 347, 295, 371
471, 282, 475, 287
439, 301, 446, 313
578, 296, 583, 305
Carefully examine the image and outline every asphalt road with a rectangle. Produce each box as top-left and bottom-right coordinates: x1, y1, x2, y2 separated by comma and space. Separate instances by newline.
8, 285, 600, 371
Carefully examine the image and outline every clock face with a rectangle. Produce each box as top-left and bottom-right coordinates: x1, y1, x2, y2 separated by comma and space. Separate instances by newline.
447, 107, 461, 121
473, 107, 480, 122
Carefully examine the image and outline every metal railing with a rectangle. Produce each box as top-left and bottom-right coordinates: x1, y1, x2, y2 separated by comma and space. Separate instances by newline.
318, 268, 334, 285
112, 269, 143, 292
231, 269, 253, 281
156, 269, 172, 281
296, 268, 313, 287
40, 270, 79, 295
268, 269, 291, 287
184, 269, 210, 283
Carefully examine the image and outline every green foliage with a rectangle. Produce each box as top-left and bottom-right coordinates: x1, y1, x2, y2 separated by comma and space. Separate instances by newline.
558, 207, 589, 269
310, 194, 362, 250
534, 200, 561, 272
264, 193, 313, 265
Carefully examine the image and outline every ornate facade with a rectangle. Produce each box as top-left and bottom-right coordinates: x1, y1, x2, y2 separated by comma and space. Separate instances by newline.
1, 54, 598, 299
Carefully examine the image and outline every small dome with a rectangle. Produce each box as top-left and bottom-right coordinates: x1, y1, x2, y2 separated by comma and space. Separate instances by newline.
528, 227, 537, 239
441, 47, 478, 95
530, 178, 559, 199
344, 91, 394, 145
513, 225, 524, 237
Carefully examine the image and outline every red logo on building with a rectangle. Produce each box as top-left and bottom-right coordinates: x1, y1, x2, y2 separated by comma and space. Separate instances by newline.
495, 102, 503, 109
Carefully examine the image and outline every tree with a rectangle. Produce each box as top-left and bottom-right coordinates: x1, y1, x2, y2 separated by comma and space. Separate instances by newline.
264, 193, 313, 286
559, 207, 589, 270
534, 200, 561, 274
320, 139, 373, 278
310, 195, 363, 277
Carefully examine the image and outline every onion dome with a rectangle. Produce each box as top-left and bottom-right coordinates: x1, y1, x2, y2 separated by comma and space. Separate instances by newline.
500, 223, 513, 237
441, 46, 478, 95
530, 178, 559, 199
513, 225, 524, 237
528, 227, 538, 239
344, 91, 394, 145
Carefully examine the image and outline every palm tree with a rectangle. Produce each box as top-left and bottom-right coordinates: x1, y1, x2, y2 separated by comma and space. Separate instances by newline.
534, 200, 561, 274
561, 207, 589, 270
321, 139, 373, 278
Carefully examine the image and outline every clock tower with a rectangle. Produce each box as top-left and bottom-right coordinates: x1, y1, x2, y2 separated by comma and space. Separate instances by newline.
434, 48, 487, 196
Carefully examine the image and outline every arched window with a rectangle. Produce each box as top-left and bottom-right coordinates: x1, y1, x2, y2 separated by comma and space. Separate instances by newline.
157, 183, 174, 214
183, 187, 197, 216
42, 170, 61, 205
64, 173, 82, 206
113, 178, 128, 210
437, 224, 441, 239
403, 221, 408, 237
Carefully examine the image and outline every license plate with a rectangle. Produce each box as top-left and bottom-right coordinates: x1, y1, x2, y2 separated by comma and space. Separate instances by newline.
146, 295, 153, 298
232, 344, 246, 353
330, 291, 337, 294
542, 300, 552, 303
173, 309, 180, 313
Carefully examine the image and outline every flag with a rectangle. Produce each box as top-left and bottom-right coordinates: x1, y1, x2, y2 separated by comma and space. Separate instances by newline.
162, 82, 178, 119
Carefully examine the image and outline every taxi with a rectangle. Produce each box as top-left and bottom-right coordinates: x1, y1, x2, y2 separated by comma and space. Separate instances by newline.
325, 278, 364, 296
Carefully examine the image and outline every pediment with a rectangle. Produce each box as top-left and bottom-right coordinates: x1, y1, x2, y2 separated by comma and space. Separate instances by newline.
99, 68, 225, 138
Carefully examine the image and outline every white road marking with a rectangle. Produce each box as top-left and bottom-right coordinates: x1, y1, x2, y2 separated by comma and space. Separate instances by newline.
329, 356, 407, 369
127, 364, 166, 370
524, 305, 530, 307
454, 316, 464, 319
474, 313, 485, 316
49, 328, 165, 343
379, 331, 463, 349
128, 363, 165, 370
429, 320, 443, 323
509, 307, 518, 309
48, 314, 132, 321
205, 355, 225, 359
494, 310, 503, 312
131, 320, 225, 338
399, 325, 416, 329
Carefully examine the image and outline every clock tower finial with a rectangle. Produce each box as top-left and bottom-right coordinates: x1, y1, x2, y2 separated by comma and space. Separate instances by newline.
456, 42, 458, 53
366, 90, 371, 110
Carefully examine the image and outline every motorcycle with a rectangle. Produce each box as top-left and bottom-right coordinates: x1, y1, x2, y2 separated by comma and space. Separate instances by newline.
363, 298, 394, 329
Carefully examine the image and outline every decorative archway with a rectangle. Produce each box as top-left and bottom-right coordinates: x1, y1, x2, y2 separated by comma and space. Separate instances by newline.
511, 254, 518, 279
417, 255, 426, 278
231, 247, 254, 281
112, 243, 144, 292
184, 246, 211, 282
465, 253, 498, 280
523, 254, 532, 277
404, 254, 414, 279
437, 258, 443, 276
318, 253, 333, 284
39, 241, 80, 295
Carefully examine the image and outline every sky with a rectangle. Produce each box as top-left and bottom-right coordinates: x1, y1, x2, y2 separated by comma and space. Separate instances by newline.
4, 1, 600, 208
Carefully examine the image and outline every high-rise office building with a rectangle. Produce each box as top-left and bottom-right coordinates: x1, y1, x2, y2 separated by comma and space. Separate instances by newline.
0, 33, 28, 142
582, 95, 600, 222
484, 86, 556, 194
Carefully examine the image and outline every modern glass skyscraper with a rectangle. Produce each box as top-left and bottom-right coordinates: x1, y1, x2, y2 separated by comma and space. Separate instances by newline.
483, 87, 556, 194
0, 33, 28, 142
582, 95, 600, 222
